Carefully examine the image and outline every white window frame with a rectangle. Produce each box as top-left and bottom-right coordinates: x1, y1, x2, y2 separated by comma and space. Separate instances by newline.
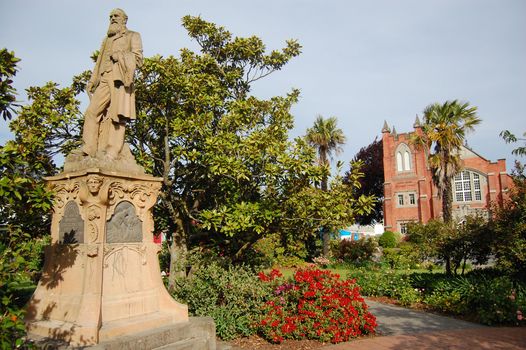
453, 170, 483, 202
396, 152, 403, 172
395, 143, 412, 173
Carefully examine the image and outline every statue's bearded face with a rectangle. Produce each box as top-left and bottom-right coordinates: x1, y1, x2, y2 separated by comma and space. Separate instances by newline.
107, 11, 126, 36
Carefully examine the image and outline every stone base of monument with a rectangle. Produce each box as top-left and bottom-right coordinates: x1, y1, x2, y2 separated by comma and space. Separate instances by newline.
25, 168, 196, 347
30, 317, 218, 350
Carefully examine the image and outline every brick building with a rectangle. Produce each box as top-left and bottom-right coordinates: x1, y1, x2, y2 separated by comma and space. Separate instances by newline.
382, 117, 512, 233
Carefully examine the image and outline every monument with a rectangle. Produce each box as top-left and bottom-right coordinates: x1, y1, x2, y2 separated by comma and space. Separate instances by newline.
25, 9, 215, 349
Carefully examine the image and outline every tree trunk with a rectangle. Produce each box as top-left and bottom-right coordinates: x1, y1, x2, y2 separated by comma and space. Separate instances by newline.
445, 257, 452, 275
167, 217, 189, 289
442, 176, 453, 275
442, 177, 453, 223
321, 176, 330, 257
167, 236, 188, 289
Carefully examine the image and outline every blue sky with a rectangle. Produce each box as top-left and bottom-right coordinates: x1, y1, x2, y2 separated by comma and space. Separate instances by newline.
1, 0, 525, 172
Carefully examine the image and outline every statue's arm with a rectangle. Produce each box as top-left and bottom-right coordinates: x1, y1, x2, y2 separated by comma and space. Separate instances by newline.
131, 32, 143, 68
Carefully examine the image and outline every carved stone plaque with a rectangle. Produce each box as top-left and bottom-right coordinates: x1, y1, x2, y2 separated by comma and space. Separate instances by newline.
106, 201, 142, 243
58, 201, 84, 243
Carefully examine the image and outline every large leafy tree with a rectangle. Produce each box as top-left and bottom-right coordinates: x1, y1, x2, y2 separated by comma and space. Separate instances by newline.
284, 161, 375, 256
305, 115, 346, 256
129, 16, 314, 281
0, 50, 83, 347
345, 137, 383, 224
1, 82, 82, 241
410, 100, 481, 274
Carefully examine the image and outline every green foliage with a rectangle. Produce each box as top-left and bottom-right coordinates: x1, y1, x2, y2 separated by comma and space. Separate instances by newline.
406, 217, 492, 275
410, 100, 481, 225
351, 266, 525, 325
382, 242, 421, 270
332, 238, 377, 265
0, 50, 82, 349
130, 16, 314, 274
158, 241, 171, 273
11, 82, 82, 157
0, 230, 46, 349
251, 233, 307, 268
348, 268, 420, 306
490, 176, 526, 278
419, 271, 525, 325
1, 79, 83, 238
305, 115, 346, 171
283, 162, 376, 259
500, 130, 526, 157
378, 231, 400, 248
305, 115, 346, 257
170, 262, 271, 340
0, 48, 20, 121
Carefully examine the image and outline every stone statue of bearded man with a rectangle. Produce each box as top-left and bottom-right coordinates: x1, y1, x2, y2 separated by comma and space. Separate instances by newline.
81, 8, 143, 160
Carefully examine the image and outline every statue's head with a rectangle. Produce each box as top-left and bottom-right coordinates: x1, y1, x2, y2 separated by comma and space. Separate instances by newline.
86, 175, 104, 195
108, 8, 127, 36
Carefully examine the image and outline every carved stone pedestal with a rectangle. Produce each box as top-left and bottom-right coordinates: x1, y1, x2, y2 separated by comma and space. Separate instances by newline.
26, 168, 188, 347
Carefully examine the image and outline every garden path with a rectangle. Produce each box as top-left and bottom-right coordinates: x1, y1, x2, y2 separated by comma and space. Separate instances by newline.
321, 300, 526, 349
365, 299, 484, 335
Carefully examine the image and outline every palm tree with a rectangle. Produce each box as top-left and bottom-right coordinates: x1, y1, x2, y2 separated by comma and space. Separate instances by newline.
411, 100, 481, 273
305, 115, 346, 256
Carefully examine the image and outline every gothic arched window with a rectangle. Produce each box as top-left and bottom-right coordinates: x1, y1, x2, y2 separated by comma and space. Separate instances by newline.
396, 152, 403, 172
395, 143, 412, 173
404, 151, 411, 171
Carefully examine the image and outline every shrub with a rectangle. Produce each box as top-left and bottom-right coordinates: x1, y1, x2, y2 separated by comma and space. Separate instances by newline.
170, 262, 271, 340
252, 233, 308, 268
405, 270, 524, 324
411, 270, 526, 325
348, 268, 420, 306
378, 231, 400, 248
490, 176, 526, 278
312, 256, 331, 268
382, 242, 422, 270
407, 217, 493, 275
257, 268, 377, 343
332, 237, 377, 265
1, 232, 48, 349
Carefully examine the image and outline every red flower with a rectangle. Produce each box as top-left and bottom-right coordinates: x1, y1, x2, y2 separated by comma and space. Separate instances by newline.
281, 322, 297, 334
304, 291, 316, 298
258, 267, 377, 344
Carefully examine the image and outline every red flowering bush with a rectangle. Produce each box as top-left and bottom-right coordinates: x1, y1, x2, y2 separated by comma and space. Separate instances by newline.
257, 268, 377, 343
258, 268, 283, 282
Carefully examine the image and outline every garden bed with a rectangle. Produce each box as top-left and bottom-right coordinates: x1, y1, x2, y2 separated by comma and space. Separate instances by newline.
230, 335, 326, 350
